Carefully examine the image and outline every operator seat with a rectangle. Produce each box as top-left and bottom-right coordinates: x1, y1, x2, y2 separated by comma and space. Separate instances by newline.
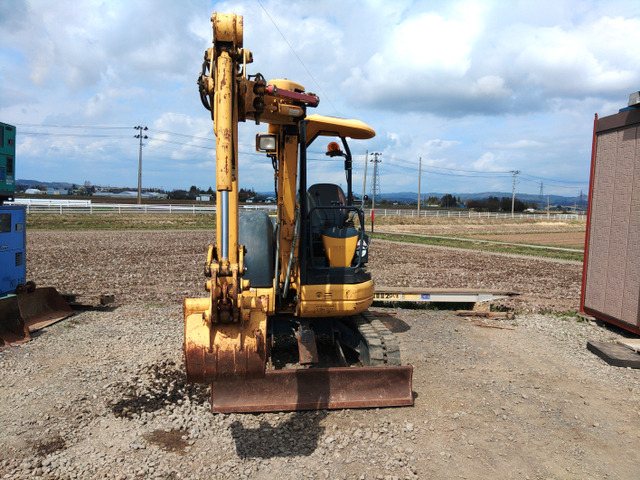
307, 183, 359, 268
307, 183, 348, 236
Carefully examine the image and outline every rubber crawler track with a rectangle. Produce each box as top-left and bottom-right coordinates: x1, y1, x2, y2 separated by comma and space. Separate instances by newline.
354, 311, 402, 366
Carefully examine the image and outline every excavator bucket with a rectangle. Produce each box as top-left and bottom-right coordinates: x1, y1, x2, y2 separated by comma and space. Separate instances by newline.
210, 365, 414, 413
0, 288, 74, 347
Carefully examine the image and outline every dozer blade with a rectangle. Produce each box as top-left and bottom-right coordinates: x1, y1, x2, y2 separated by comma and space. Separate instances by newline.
0, 288, 74, 347
210, 365, 413, 413
0, 295, 29, 347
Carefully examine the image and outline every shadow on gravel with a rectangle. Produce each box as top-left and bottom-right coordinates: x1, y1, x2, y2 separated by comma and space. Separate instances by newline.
110, 360, 209, 419
230, 411, 328, 458
375, 312, 411, 333
33, 435, 66, 457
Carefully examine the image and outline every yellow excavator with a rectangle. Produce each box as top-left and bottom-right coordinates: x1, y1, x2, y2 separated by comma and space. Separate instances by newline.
183, 13, 413, 413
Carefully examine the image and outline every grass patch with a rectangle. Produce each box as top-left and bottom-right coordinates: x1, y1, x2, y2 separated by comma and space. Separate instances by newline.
145, 302, 166, 309
374, 232, 584, 262
467, 229, 584, 237
372, 215, 585, 227
27, 214, 216, 231
540, 310, 583, 322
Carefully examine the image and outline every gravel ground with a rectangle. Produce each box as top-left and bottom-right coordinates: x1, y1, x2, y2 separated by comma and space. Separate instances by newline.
1, 230, 639, 479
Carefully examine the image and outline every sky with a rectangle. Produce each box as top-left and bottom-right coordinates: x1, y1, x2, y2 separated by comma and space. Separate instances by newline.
1, 0, 640, 198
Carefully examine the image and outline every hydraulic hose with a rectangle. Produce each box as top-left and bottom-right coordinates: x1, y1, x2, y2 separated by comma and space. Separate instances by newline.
282, 208, 300, 300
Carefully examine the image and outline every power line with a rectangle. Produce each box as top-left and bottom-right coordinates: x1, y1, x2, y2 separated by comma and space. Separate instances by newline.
147, 137, 275, 160
19, 132, 130, 138
398, 159, 512, 175
520, 172, 585, 184
519, 176, 587, 189
256, 0, 339, 115
391, 163, 510, 178
148, 137, 214, 150
14, 123, 130, 129
147, 128, 213, 142
15, 125, 590, 192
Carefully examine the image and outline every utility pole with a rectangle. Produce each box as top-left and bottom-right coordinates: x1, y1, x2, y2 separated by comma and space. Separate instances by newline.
362, 150, 368, 208
417, 157, 422, 217
134, 125, 148, 205
510, 170, 520, 217
370, 152, 382, 234
547, 196, 550, 219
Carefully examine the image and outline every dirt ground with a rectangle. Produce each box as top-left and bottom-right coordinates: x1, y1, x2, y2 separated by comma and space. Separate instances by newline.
1, 229, 639, 479
24, 230, 581, 313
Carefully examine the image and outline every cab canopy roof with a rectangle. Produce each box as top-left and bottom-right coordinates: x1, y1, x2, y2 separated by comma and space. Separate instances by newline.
305, 114, 375, 146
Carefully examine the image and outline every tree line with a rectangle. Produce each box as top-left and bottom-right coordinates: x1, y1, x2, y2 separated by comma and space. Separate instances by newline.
464, 196, 537, 212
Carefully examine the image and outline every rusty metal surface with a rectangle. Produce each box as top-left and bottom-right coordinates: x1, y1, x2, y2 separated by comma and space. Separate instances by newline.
210, 365, 414, 413
0, 295, 29, 347
17, 288, 74, 331
0, 288, 73, 347
184, 296, 267, 383
296, 324, 319, 364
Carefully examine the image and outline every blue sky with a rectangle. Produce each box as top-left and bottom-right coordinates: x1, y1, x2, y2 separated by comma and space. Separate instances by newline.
1, 0, 639, 197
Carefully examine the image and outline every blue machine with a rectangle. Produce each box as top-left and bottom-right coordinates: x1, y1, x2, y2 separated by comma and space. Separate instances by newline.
0, 127, 74, 348
0, 205, 26, 297
0, 122, 16, 203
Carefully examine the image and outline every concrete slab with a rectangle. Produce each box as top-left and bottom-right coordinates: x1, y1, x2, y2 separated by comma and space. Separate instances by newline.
587, 341, 640, 368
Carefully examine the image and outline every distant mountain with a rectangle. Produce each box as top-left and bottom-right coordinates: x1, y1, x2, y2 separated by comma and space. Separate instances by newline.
259, 189, 586, 206
368, 191, 587, 206
17, 179, 75, 189
22, 181, 587, 206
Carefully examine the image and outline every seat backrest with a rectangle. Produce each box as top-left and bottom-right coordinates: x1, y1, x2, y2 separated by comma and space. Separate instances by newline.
307, 184, 347, 233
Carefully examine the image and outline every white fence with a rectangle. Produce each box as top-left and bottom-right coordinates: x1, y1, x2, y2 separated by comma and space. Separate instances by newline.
6, 201, 585, 220
7, 202, 278, 215
11, 198, 92, 207
366, 209, 586, 221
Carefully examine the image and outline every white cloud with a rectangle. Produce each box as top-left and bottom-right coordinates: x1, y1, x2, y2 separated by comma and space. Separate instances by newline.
471, 152, 506, 172
342, 2, 640, 116
487, 140, 544, 149
2, 0, 637, 196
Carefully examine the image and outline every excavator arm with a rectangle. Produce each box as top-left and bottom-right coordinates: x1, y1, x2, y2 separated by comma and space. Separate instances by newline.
184, 13, 319, 383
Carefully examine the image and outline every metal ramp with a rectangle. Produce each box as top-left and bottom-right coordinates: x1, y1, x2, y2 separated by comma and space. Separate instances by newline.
374, 287, 518, 305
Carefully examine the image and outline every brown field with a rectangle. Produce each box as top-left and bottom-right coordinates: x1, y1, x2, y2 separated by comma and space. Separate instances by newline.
378, 218, 586, 249
25, 228, 582, 314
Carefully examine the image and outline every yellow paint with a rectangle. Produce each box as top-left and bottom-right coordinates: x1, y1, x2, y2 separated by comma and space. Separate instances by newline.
322, 233, 358, 268
298, 280, 375, 317
269, 79, 305, 92
305, 114, 375, 143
